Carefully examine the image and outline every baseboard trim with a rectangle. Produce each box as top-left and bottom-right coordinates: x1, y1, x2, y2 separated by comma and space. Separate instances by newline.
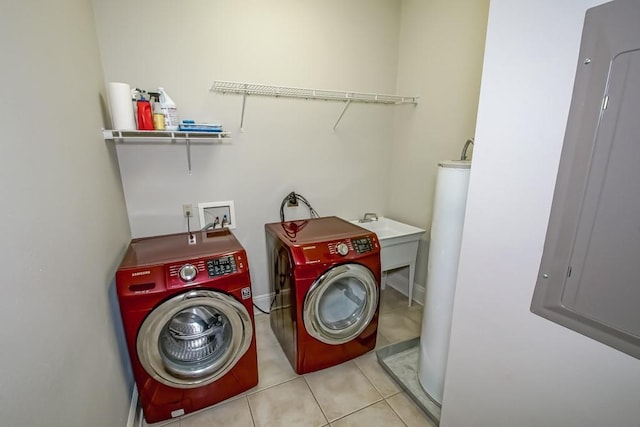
386, 278, 425, 306
127, 384, 138, 427
411, 282, 425, 306
252, 292, 275, 315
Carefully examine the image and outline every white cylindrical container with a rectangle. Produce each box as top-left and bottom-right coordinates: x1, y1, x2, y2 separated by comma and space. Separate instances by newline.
107, 82, 136, 130
418, 159, 471, 405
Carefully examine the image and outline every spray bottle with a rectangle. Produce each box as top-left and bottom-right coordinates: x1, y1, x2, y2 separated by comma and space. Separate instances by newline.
134, 89, 154, 130
158, 87, 179, 131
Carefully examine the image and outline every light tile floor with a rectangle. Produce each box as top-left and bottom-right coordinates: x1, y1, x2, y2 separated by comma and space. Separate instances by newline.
149, 287, 433, 427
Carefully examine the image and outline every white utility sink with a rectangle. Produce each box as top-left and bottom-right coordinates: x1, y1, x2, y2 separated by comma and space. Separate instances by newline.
349, 217, 425, 306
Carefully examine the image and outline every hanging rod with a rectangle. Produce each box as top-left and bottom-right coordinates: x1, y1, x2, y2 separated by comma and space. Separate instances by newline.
210, 80, 418, 131
211, 80, 419, 105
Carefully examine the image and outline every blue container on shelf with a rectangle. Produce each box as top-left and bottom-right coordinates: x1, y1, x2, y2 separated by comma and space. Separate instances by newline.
179, 120, 223, 133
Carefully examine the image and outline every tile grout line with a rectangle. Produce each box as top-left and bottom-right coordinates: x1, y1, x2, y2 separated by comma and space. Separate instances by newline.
309, 362, 385, 424
302, 375, 330, 426
384, 395, 414, 427
244, 394, 258, 427
329, 399, 409, 427
246, 373, 301, 396
385, 306, 422, 327
350, 352, 407, 426
353, 354, 389, 398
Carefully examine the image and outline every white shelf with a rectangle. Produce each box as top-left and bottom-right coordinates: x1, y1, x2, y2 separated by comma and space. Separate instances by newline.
211, 81, 418, 104
103, 129, 231, 144
103, 129, 232, 174
210, 80, 419, 131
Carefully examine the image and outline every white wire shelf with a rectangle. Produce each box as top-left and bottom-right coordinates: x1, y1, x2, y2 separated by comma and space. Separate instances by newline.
210, 80, 419, 131
211, 81, 418, 104
103, 129, 232, 175
103, 129, 231, 144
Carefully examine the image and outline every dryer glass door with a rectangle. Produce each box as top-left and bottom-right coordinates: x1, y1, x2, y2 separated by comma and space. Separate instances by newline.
137, 290, 253, 389
303, 263, 378, 345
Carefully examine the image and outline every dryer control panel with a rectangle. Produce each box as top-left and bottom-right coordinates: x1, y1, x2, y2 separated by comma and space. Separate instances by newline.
302, 235, 378, 263
352, 237, 374, 254
328, 240, 353, 256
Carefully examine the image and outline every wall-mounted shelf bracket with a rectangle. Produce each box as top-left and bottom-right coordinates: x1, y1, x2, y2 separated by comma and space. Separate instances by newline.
185, 138, 192, 174
333, 100, 352, 132
210, 80, 418, 131
102, 129, 232, 174
240, 92, 247, 132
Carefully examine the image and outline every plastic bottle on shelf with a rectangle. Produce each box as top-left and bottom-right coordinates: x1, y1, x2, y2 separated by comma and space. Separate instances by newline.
151, 95, 165, 130
136, 100, 154, 130
133, 89, 154, 130
158, 87, 179, 131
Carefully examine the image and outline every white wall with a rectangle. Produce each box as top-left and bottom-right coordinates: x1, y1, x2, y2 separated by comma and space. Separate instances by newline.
92, 0, 489, 305
387, 0, 488, 298
441, 1, 640, 426
0, 1, 132, 426
92, 0, 404, 303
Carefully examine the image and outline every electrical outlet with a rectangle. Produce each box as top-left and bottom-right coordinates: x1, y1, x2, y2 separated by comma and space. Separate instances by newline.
183, 204, 193, 218
287, 192, 298, 207
198, 201, 236, 230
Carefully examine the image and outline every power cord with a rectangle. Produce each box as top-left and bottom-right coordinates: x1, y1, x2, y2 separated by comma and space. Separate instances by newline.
186, 210, 196, 244
253, 295, 276, 315
255, 192, 317, 315
279, 191, 320, 222
253, 302, 269, 315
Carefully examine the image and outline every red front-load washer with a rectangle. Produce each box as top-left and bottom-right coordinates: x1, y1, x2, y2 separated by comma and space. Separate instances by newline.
116, 229, 258, 424
265, 216, 381, 374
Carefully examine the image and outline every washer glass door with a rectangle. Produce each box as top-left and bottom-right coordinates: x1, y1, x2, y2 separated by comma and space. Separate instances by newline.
303, 263, 378, 345
137, 290, 252, 389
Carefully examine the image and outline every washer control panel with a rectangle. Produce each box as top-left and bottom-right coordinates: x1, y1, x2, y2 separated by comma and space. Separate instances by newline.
169, 260, 206, 282
167, 254, 241, 288
352, 237, 374, 254
206, 255, 237, 277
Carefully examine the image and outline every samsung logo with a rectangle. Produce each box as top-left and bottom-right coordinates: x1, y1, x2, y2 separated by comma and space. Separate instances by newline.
132, 270, 151, 277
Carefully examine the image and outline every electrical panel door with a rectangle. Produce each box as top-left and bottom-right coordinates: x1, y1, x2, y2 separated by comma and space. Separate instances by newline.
532, 0, 640, 359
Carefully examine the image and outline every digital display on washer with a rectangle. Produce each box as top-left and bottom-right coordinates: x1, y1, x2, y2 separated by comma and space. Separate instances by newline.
352, 237, 374, 254
206, 255, 237, 277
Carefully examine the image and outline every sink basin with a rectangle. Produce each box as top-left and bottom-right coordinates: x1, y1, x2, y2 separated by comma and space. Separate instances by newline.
350, 217, 425, 247
348, 217, 425, 306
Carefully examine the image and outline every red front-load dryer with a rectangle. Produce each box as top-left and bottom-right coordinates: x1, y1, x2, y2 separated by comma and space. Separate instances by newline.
265, 216, 381, 374
116, 229, 258, 424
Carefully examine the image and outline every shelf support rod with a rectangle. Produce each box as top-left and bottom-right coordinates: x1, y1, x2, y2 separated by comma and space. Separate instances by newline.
186, 138, 192, 175
239, 90, 247, 132
332, 100, 352, 132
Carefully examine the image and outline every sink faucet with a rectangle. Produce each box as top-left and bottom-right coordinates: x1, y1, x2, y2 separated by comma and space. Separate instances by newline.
460, 137, 474, 160
359, 212, 379, 223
